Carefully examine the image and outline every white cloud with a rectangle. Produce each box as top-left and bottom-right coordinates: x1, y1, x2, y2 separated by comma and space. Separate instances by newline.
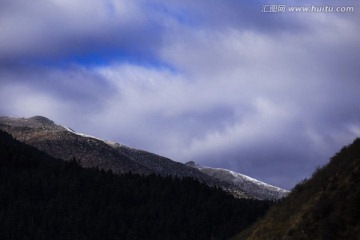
0, 0, 359, 188
0, 83, 68, 119
178, 97, 297, 159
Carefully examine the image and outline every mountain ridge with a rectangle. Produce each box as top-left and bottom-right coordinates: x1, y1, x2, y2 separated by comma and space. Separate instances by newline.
0, 115, 286, 200
186, 161, 289, 200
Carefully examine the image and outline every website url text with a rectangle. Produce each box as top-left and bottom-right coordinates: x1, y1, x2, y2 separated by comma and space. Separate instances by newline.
261, 5, 355, 13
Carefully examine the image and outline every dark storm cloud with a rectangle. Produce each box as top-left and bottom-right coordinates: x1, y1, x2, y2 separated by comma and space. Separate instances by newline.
0, 0, 165, 66
1, 0, 359, 189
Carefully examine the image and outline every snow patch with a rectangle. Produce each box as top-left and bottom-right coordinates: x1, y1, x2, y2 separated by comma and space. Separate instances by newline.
195, 163, 289, 199
61, 125, 125, 148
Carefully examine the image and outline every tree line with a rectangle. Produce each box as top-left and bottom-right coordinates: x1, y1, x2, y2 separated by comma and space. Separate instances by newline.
0, 130, 272, 240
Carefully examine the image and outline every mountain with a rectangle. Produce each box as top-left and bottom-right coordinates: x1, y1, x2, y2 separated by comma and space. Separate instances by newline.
0, 129, 273, 240
233, 138, 360, 240
0, 116, 248, 198
0, 116, 285, 200
186, 161, 289, 200
0, 116, 150, 174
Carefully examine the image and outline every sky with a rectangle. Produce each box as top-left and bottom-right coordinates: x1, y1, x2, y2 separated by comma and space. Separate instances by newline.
1, 0, 359, 189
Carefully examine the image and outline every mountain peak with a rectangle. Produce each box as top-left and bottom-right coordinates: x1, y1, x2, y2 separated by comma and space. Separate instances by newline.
28, 116, 55, 125
0, 116, 57, 129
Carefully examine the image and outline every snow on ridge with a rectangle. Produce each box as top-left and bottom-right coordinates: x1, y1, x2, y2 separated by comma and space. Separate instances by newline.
60, 125, 75, 133
59, 123, 152, 155
59, 122, 289, 196
60, 125, 124, 148
227, 169, 288, 192
199, 165, 289, 193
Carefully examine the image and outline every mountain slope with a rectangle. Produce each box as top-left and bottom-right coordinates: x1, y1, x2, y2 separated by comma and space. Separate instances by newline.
233, 138, 360, 240
0, 130, 273, 240
0, 116, 250, 198
0, 116, 150, 174
186, 161, 289, 200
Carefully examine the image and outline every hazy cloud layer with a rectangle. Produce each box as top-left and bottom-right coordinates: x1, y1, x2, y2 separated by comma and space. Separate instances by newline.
1, 0, 359, 189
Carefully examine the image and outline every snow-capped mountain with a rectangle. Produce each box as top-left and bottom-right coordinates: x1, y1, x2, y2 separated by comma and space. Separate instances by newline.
186, 161, 289, 200
0, 116, 287, 200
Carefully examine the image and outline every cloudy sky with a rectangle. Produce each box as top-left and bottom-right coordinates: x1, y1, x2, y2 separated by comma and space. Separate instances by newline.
1, 0, 359, 189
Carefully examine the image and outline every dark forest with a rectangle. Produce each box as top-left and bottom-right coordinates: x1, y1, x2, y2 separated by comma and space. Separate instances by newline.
0, 130, 271, 240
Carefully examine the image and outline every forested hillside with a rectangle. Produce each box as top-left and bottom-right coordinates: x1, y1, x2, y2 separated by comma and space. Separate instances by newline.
0, 130, 272, 240
234, 138, 360, 240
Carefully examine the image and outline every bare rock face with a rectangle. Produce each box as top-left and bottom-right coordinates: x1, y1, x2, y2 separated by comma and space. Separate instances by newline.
0, 116, 250, 199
